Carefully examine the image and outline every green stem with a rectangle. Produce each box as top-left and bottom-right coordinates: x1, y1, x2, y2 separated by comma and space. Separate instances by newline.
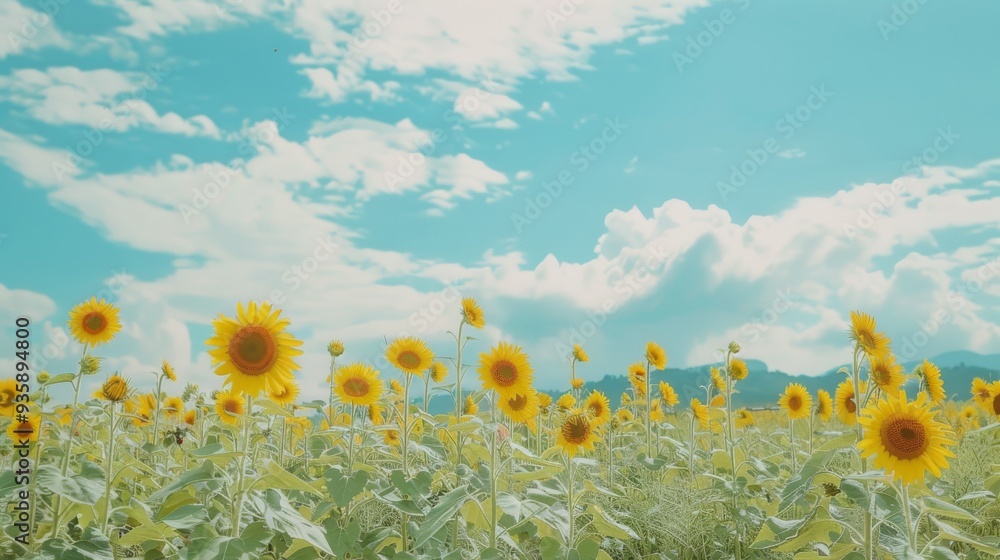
900, 482, 917, 552
725, 351, 742, 560
689, 413, 697, 479
279, 413, 286, 469
567, 455, 575, 548
423, 375, 430, 414
789, 417, 797, 474
328, 357, 337, 429
231, 395, 253, 538
52, 347, 88, 538
151, 373, 164, 447
102, 404, 117, 532
645, 362, 652, 453
347, 404, 356, 476
489, 392, 498, 550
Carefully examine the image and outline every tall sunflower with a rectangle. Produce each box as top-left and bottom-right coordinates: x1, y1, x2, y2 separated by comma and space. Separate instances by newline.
386, 337, 434, 376
729, 358, 749, 381
499, 390, 541, 425
816, 389, 833, 422
429, 361, 448, 383
848, 311, 891, 360
206, 301, 303, 397
461, 297, 485, 329
646, 342, 668, 370
857, 390, 956, 484
161, 360, 177, 382
691, 398, 710, 429
869, 355, 905, 394
570, 378, 585, 390
835, 378, 867, 425
778, 383, 812, 420
658, 381, 679, 407
215, 391, 245, 426
584, 391, 611, 426
477, 341, 534, 399
556, 412, 599, 457
710, 368, 726, 392
334, 363, 383, 407
68, 297, 122, 347
268, 379, 300, 407
572, 344, 589, 363
463, 395, 479, 416
556, 393, 576, 410
918, 360, 945, 405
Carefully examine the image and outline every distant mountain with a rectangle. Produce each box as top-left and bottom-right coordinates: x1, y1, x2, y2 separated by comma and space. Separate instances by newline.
419, 351, 1000, 413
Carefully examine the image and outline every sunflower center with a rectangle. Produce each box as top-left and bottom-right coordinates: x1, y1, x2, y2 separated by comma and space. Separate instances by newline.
561, 415, 591, 445
588, 402, 604, 417
224, 399, 242, 415
228, 326, 278, 375
788, 396, 802, 411
845, 396, 857, 414
0, 389, 13, 406
490, 360, 518, 387
993, 394, 1000, 416
343, 377, 370, 397
507, 393, 529, 411
396, 351, 422, 370
82, 312, 108, 334
881, 414, 929, 460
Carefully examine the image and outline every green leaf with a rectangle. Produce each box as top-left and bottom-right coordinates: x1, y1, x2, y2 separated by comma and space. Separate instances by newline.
779, 433, 854, 510
159, 504, 209, 530
324, 518, 361, 557
930, 517, 1000, 555
584, 504, 638, 540
254, 490, 333, 555
539, 537, 565, 559
45, 372, 78, 385
250, 460, 322, 497
324, 466, 370, 507
412, 486, 473, 549
36, 460, 106, 505
921, 497, 978, 522
573, 539, 601, 560
39, 528, 114, 560
148, 461, 219, 503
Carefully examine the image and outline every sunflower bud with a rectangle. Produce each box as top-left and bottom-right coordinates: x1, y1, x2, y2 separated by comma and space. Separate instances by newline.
37, 371, 50, 383
80, 356, 100, 375
729, 342, 741, 354
327, 340, 345, 357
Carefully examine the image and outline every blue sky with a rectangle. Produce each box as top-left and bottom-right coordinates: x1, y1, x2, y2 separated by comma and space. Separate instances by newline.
2, 0, 999, 399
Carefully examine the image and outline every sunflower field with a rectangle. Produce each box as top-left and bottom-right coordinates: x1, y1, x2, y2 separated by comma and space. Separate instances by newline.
1, 298, 999, 560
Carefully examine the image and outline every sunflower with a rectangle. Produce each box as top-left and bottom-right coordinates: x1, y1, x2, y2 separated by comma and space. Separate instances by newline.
835, 379, 867, 425
430, 361, 448, 383
917, 360, 945, 405
848, 310, 892, 360
959, 406, 979, 430
735, 408, 755, 429
630, 377, 646, 398
463, 395, 479, 415
94, 375, 129, 403
125, 398, 153, 427
572, 344, 589, 363
478, 341, 534, 399
659, 381, 679, 407
268, 379, 300, 407
7, 414, 41, 443
584, 391, 611, 426
645, 342, 667, 370
215, 391, 245, 426
815, 389, 833, 422
538, 392, 553, 409
334, 363, 383, 407
869, 355, 905, 394
53, 406, 73, 427
499, 390, 541, 425
390, 379, 404, 397
206, 301, 303, 397
650, 398, 665, 422
556, 412, 599, 457
691, 398, 710, 429
384, 429, 401, 446
711, 394, 726, 408
0, 379, 18, 417
461, 297, 485, 329
857, 390, 956, 484
620, 392, 632, 407
570, 378, 584, 390
730, 358, 749, 381
711, 367, 726, 392
778, 383, 811, 420
971, 378, 992, 411
628, 362, 646, 380
183, 410, 197, 426
327, 340, 345, 357
161, 360, 177, 382
163, 396, 185, 420
68, 297, 122, 347
386, 337, 434, 376
989, 381, 1000, 418
556, 393, 576, 410
615, 408, 634, 424
368, 404, 385, 425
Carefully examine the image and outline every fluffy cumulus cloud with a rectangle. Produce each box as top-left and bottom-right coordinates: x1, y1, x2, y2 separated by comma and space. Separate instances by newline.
0, 67, 221, 138
0, 0, 71, 59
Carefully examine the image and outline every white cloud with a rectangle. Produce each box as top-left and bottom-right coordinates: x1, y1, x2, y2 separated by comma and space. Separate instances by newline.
301, 65, 400, 103
0, 0, 71, 59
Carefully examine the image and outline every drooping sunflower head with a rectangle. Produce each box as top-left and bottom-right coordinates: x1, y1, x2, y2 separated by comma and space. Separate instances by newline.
848, 311, 891, 360
735, 408, 755, 429
478, 341, 534, 398
215, 391, 245, 426
390, 379, 404, 397
971, 378, 992, 411
779, 383, 812, 420
959, 406, 979, 429
658, 381, 679, 407
835, 379, 868, 425
206, 301, 303, 397
570, 378, 584, 390
327, 340, 345, 358
868, 355, 904, 394
386, 337, 434, 376
268, 378, 300, 407
628, 362, 646, 380
0, 378, 15, 417
572, 344, 589, 363
184, 409, 197, 426
691, 398, 710, 429
68, 297, 122, 347
630, 376, 646, 398
556, 393, 576, 411
857, 390, 956, 485
460, 297, 485, 329
650, 398, 665, 422
645, 342, 667, 370
463, 395, 479, 416
584, 391, 611, 426
538, 392, 553, 409
499, 390, 541, 425
730, 358, 749, 381
161, 360, 177, 382
816, 389, 833, 422
556, 412, 599, 457
429, 361, 448, 383
334, 363, 383, 407
711, 367, 726, 392
917, 359, 945, 405
620, 392, 632, 406
163, 396, 184, 420
367, 403, 385, 425
7, 414, 41, 443
93, 375, 130, 403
